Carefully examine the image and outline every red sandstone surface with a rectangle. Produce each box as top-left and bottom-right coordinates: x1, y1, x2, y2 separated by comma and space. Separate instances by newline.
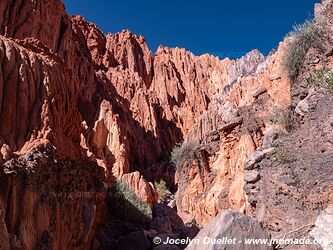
0, 0, 332, 249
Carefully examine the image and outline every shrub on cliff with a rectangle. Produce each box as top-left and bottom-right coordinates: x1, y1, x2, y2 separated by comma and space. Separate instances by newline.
275, 147, 295, 164
307, 68, 333, 92
108, 181, 152, 223
171, 140, 201, 171
284, 20, 326, 81
154, 179, 170, 201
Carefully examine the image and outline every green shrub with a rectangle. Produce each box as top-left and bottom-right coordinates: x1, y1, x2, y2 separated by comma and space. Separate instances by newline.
171, 140, 201, 171
307, 68, 333, 92
155, 179, 170, 201
108, 180, 152, 223
284, 20, 325, 81
275, 147, 294, 164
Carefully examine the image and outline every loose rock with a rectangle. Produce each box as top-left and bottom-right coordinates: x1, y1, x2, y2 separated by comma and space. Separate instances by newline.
218, 117, 243, 132
251, 86, 267, 99
244, 170, 260, 183
295, 99, 310, 116
310, 204, 333, 250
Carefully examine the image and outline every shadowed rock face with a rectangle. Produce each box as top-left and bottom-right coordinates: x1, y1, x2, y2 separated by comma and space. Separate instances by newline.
0, 146, 107, 250
0, 0, 332, 249
0, 0, 69, 52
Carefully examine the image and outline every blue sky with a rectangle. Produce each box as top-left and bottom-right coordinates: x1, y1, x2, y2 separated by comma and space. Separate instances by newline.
64, 0, 321, 58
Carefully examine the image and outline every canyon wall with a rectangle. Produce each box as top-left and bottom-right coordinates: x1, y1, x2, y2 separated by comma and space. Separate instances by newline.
175, 42, 292, 225
0, 0, 332, 249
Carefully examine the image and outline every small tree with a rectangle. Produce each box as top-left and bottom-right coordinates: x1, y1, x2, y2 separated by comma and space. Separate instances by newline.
155, 179, 170, 201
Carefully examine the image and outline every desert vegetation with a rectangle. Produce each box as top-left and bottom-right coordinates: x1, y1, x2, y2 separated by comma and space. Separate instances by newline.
154, 179, 170, 201
284, 20, 326, 81
171, 140, 201, 171
275, 147, 295, 164
108, 180, 152, 223
307, 68, 333, 92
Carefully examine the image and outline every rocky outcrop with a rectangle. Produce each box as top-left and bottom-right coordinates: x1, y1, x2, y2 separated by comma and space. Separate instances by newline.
0, 35, 82, 160
0, 0, 171, 192
105, 30, 154, 85
121, 171, 158, 205
0, 0, 70, 53
251, 79, 333, 240
0, 146, 106, 250
0, 0, 332, 249
174, 41, 291, 225
242, 2, 333, 245
150, 48, 265, 136
186, 211, 272, 250
0, 1, 152, 249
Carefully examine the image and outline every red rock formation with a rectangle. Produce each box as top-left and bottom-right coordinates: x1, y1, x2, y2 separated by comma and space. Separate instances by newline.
0, 147, 107, 250
175, 43, 291, 225
105, 30, 154, 85
0, 0, 332, 249
0, 4, 167, 247
0, 36, 82, 160
121, 171, 158, 205
175, 0, 332, 233
0, 0, 287, 234
0, 0, 68, 52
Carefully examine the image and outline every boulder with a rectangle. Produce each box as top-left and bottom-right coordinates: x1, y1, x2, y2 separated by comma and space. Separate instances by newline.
295, 99, 310, 116
244, 170, 261, 183
186, 211, 272, 250
262, 129, 279, 148
244, 151, 264, 170
218, 117, 243, 132
244, 148, 274, 170
168, 199, 177, 209
251, 86, 267, 99
244, 151, 265, 170
150, 204, 199, 239
310, 204, 333, 250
